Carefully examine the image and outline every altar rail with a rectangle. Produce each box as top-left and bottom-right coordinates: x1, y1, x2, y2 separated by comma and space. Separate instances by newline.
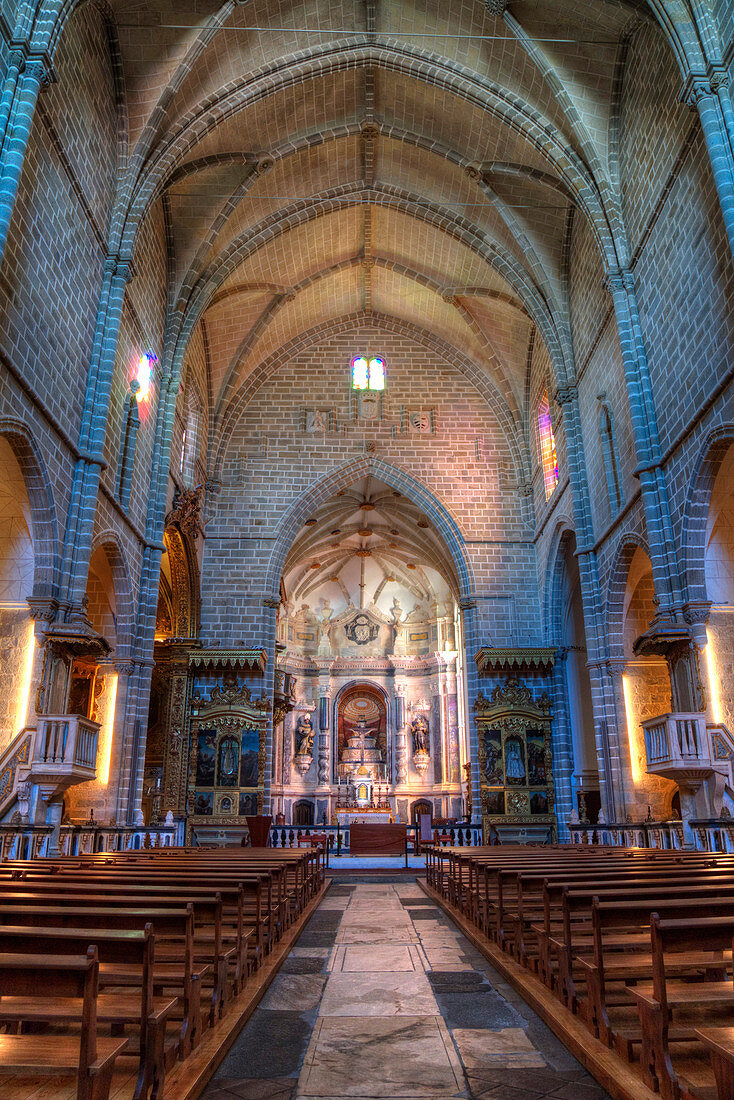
0, 821, 183, 860
567, 818, 734, 852
268, 822, 482, 852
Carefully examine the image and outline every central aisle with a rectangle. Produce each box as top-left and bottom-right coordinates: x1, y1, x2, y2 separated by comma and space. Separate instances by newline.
205, 880, 611, 1100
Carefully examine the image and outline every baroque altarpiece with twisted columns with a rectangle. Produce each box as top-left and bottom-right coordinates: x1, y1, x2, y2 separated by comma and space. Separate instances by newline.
271, 653, 465, 827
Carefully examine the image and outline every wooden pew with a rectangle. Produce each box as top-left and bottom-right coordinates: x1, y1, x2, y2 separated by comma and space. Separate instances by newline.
0, 947, 129, 1100
0, 916, 206, 1057
627, 914, 734, 1100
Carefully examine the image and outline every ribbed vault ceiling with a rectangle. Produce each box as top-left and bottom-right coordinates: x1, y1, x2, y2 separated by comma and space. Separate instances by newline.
282, 476, 458, 610
103, 0, 655, 468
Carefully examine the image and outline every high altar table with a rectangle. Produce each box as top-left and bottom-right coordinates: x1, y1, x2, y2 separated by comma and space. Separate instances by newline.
349, 822, 408, 856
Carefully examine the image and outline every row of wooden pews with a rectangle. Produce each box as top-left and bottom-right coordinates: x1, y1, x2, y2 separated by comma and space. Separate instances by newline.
425, 842, 734, 1100
0, 843, 326, 1100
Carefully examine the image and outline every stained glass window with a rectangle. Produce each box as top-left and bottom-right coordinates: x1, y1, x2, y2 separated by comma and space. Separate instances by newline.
537, 390, 559, 501
352, 356, 385, 390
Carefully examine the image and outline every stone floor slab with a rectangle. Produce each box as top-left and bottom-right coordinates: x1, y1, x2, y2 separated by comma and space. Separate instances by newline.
216, 1012, 312, 1079
319, 969, 437, 1016
453, 1028, 546, 1069
260, 974, 328, 1012
297, 1015, 465, 1097
338, 945, 417, 972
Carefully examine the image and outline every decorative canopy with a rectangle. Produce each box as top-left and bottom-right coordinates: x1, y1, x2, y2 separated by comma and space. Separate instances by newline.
475, 647, 556, 674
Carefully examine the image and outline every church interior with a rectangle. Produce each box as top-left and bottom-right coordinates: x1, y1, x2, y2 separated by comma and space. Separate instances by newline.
1, 0, 734, 1097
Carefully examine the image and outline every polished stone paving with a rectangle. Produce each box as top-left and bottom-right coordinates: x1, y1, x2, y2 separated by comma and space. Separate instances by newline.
203, 879, 611, 1100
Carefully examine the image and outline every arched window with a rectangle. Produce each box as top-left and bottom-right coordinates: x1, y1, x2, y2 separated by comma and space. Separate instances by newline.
537, 390, 559, 501
180, 392, 203, 485
352, 356, 385, 391
117, 385, 140, 508
599, 403, 622, 513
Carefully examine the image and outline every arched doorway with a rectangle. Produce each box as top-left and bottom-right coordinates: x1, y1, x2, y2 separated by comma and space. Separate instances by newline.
411, 798, 432, 825
293, 799, 314, 826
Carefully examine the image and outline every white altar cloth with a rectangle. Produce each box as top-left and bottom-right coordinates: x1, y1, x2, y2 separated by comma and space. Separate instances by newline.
336, 810, 393, 826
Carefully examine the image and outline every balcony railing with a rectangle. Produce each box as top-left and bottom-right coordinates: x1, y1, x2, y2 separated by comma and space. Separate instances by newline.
30, 714, 101, 784
641, 712, 711, 778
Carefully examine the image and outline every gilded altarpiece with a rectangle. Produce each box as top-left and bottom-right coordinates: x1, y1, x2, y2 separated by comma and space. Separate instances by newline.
475, 680, 555, 838
186, 679, 269, 838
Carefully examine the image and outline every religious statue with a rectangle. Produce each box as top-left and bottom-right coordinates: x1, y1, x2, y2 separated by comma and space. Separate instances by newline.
410, 715, 429, 753
391, 597, 406, 655
295, 713, 314, 757
318, 599, 334, 655
505, 737, 526, 783
410, 713, 430, 776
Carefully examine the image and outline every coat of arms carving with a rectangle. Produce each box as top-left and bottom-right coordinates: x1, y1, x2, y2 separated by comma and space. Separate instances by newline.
344, 612, 380, 645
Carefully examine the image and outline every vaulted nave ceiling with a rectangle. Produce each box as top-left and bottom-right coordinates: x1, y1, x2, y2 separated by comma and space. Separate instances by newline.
107, 0, 652, 462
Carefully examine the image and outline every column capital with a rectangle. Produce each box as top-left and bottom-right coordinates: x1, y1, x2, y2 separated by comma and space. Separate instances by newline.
22, 54, 55, 87
484, 0, 509, 13
554, 384, 578, 406
262, 594, 281, 610
681, 73, 726, 108
603, 267, 635, 295
683, 600, 713, 626
103, 254, 134, 281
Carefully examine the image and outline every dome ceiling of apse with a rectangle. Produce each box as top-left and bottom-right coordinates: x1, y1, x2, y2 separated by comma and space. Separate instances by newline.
342, 696, 381, 723
281, 476, 457, 617
105, 0, 645, 475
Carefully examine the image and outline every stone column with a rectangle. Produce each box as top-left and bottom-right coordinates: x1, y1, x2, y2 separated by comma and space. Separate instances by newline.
459, 597, 482, 824
260, 595, 281, 814
550, 648, 575, 840
684, 72, 734, 261
445, 660, 460, 789
394, 677, 407, 786
58, 255, 134, 615
316, 667, 331, 789
604, 270, 684, 617
0, 53, 53, 264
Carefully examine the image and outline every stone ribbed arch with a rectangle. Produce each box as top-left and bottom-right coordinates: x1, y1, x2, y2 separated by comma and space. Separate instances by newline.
214, 310, 527, 486
88, 529, 134, 657
0, 417, 59, 600
542, 519, 578, 642
263, 457, 475, 604
604, 533, 652, 660
113, 43, 618, 265
682, 424, 734, 607
212, 254, 524, 423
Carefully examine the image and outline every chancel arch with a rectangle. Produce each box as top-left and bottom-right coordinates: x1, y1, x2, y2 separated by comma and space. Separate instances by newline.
271, 470, 468, 828
0, 434, 38, 758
